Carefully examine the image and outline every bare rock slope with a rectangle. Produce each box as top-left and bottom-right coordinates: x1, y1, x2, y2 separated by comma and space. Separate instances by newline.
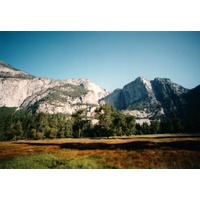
0, 62, 109, 114
100, 76, 189, 122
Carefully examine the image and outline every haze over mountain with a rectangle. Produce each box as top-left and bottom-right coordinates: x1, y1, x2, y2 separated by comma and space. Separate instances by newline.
1, 61, 199, 126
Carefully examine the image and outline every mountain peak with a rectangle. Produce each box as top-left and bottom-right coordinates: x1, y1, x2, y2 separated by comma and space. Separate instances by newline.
101, 76, 189, 120
137, 76, 146, 80
154, 77, 171, 82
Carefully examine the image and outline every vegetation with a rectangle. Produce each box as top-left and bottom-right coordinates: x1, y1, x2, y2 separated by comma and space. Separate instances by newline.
1, 135, 200, 169
0, 61, 21, 71
0, 105, 136, 140
39, 84, 89, 103
0, 153, 105, 169
0, 103, 198, 141
94, 104, 136, 138
0, 72, 35, 79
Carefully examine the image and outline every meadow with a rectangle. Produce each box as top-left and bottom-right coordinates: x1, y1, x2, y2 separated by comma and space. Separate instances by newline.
0, 134, 200, 169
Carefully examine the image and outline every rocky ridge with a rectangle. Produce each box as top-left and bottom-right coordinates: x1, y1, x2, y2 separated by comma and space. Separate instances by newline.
0, 61, 192, 124
0, 62, 109, 115
100, 76, 189, 123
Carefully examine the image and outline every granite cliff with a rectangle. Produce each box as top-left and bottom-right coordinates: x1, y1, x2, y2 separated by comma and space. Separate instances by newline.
0, 61, 194, 124
100, 76, 189, 123
0, 61, 109, 115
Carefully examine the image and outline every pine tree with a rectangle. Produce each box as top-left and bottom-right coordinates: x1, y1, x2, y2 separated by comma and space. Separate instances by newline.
150, 120, 160, 134
95, 104, 114, 138
5, 116, 16, 140
49, 115, 58, 138
124, 115, 136, 135
112, 111, 126, 136
15, 120, 24, 139
65, 120, 73, 138
72, 109, 86, 138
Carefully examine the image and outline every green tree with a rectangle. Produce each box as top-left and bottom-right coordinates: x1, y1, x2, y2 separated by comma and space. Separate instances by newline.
31, 128, 37, 139
49, 115, 58, 138
95, 104, 136, 137
49, 127, 58, 139
150, 120, 160, 134
112, 111, 126, 136
160, 112, 183, 133
95, 104, 114, 138
4, 116, 16, 140
0, 116, 6, 139
141, 122, 150, 134
65, 120, 73, 138
171, 113, 183, 133
72, 109, 87, 138
14, 120, 24, 139
124, 115, 136, 135
35, 112, 49, 134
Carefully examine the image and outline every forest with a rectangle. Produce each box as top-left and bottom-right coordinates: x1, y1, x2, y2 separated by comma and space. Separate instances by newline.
0, 104, 190, 141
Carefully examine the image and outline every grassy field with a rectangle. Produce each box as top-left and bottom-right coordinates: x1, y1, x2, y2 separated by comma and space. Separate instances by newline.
0, 134, 200, 169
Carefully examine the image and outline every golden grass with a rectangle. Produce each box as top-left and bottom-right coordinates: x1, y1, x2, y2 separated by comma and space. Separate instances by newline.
1, 134, 200, 168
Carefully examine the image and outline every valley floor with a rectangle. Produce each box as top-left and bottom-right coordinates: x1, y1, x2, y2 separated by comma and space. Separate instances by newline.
0, 134, 200, 169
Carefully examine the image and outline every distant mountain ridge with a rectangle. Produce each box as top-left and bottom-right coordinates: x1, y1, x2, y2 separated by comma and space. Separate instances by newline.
100, 76, 188, 123
0, 61, 199, 125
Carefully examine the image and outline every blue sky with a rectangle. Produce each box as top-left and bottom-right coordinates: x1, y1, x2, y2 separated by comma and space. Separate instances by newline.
0, 31, 200, 91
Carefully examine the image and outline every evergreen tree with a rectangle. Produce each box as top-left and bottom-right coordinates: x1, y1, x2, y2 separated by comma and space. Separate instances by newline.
136, 123, 143, 135
171, 113, 183, 133
14, 120, 24, 139
141, 122, 150, 134
150, 120, 160, 134
159, 112, 183, 133
49, 115, 58, 138
95, 104, 114, 138
36, 112, 49, 133
65, 120, 73, 138
4, 116, 16, 140
72, 109, 87, 138
112, 111, 126, 136
124, 115, 136, 135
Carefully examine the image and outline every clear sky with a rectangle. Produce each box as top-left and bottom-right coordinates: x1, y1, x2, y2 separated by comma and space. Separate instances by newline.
0, 31, 200, 92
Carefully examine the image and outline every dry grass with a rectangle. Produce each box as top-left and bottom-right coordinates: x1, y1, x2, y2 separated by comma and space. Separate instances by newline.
0, 134, 200, 168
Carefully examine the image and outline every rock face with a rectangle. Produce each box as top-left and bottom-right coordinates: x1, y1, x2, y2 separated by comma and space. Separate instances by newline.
0, 61, 193, 123
100, 76, 189, 120
0, 62, 109, 114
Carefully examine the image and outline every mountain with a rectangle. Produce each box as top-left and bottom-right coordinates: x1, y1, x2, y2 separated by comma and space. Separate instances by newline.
1, 61, 199, 125
0, 61, 109, 115
100, 77, 189, 123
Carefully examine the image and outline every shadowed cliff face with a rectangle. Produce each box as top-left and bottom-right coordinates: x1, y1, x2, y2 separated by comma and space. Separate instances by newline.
102, 77, 155, 110
102, 89, 125, 110
101, 77, 189, 119
151, 78, 188, 116
123, 77, 150, 108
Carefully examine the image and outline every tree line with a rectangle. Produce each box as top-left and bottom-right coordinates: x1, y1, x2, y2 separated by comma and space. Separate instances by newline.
0, 104, 191, 141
